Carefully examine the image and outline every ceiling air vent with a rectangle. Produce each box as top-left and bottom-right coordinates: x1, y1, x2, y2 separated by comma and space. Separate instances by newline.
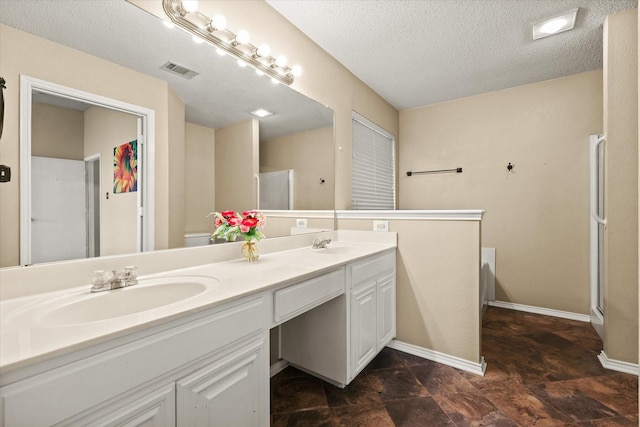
160, 61, 199, 79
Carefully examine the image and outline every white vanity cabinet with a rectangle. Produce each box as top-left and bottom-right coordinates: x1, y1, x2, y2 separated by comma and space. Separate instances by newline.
349, 251, 396, 377
0, 296, 269, 427
0, 237, 397, 425
281, 249, 396, 386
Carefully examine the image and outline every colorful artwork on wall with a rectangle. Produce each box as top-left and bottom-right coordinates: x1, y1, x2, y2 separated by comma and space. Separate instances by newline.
113, 139, 137, 193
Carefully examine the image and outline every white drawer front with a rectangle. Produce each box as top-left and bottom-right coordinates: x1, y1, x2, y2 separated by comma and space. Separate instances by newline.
274, 268, 345, 324
350, 251, 395, 288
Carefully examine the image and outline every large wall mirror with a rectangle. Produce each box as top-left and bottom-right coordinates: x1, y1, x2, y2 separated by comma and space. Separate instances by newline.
0, 0, 335, 267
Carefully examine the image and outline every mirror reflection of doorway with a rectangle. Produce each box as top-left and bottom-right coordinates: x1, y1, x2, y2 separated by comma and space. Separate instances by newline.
20, 76, 155, 265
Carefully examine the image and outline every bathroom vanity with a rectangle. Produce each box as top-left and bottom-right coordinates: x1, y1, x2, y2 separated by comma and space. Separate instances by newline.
0, 232, 396, 426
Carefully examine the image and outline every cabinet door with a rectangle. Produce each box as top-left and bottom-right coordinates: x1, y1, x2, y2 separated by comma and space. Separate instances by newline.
58, 384, 175, 427
350, 280, 378, 376
377, 272, 396, 350
176, 332, 268, 427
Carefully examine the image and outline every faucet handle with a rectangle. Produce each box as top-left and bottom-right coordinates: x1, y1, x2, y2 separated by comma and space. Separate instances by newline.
90, 270, 112, 292
124, 266, 138, 286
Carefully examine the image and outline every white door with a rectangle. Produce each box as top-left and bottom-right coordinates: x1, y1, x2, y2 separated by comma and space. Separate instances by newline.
259, 170, 293, 210
31, 156, 86, 263
589, 134, 606, 339
377, 273, 396, 351
176, 336, 267, 427
350, 281, 378, 375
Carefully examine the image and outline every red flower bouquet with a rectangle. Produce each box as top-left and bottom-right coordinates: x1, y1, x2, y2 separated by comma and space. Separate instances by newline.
211, 210, 266, 242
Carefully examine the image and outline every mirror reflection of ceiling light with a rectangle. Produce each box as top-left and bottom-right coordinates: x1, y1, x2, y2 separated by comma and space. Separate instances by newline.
532, 8, 579, 40
163, 0, 301, 85
250, 109, 274, 118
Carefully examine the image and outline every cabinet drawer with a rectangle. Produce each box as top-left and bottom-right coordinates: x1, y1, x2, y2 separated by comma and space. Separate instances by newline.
274, 268, 345, 324
350, 251, 395, 288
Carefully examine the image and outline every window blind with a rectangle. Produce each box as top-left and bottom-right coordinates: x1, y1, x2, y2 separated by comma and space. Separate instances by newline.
351, 116, 395, 210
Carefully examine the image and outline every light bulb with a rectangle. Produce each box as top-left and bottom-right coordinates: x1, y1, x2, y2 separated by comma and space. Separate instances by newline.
274, 55, 287, 67
256, 44, 271, 57
236, 30, 250, 45
291, 65, 302, 77
192, 35, 203, 44
237, 59, 248, 68
256, 69, 265, 76
216, 48, 226, 56
271, 78, 279, 84
212, 14, 227, 31
181, 0, 198, 13
539, 17, 568, 34
163, 21, 175, 29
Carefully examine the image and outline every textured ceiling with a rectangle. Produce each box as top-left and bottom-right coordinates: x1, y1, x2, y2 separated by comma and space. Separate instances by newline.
267, 0, 638, 110
0, 0, 332, 139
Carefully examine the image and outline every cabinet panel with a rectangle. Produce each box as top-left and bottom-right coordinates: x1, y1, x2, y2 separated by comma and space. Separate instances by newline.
377, 273, 396, 350
58, 384, 175, 427
176, 332, 268, 427
350, 281, 378, 375
280, 295, 347, 386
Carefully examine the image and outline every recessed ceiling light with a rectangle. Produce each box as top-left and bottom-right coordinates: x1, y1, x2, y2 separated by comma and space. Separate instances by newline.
532, 8, 578, 40
250, 109, 274, 118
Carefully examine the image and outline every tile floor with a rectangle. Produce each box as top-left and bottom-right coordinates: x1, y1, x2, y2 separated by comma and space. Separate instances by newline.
270, 306, 638, 426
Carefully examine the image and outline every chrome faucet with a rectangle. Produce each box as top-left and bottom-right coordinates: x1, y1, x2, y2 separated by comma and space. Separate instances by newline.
90, 266, 138, 293
312, 238, 332, 249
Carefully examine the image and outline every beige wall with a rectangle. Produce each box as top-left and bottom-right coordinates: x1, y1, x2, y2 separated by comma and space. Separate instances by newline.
338, 218, 481, 363
185, 122, 216, 234
260, 127, 334, 210
603, 9, 638, 364
167, 89, 186, 249
261, 217, 335, 238
215, 119, 259, 213
32, 102, 84, 160
400, 71, 603, 315
0, 23, 174, 267
84, 107, 138, 257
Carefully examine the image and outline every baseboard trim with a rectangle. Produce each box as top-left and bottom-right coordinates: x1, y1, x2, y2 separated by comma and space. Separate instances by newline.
270, 359, 290, 378
597, 351, 639, 376
387, 340, 487, 376
488, 301, 590, 322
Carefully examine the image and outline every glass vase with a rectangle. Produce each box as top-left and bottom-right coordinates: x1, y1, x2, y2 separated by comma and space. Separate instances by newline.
242, 240, 260, 262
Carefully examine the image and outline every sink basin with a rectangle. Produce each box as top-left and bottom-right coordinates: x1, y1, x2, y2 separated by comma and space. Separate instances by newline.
35, 276, 219, 325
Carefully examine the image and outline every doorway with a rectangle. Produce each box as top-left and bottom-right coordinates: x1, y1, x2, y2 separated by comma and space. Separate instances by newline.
20, 75, 155, 265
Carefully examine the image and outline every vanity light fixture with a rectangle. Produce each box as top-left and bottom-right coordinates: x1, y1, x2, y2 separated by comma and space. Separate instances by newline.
532, 8, 579, 40
250, 109, 274, 118
163, 0, 301, 85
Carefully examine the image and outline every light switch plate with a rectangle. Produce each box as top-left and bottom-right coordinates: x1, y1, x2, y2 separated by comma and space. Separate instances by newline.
373, 220, 389, 232
296, 218, 307, 228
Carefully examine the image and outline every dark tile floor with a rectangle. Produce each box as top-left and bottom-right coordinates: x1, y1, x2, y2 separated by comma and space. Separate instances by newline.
270, 306, 638, 426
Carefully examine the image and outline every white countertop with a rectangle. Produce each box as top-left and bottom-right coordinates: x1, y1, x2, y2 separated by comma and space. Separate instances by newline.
0, 237, 396, 376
